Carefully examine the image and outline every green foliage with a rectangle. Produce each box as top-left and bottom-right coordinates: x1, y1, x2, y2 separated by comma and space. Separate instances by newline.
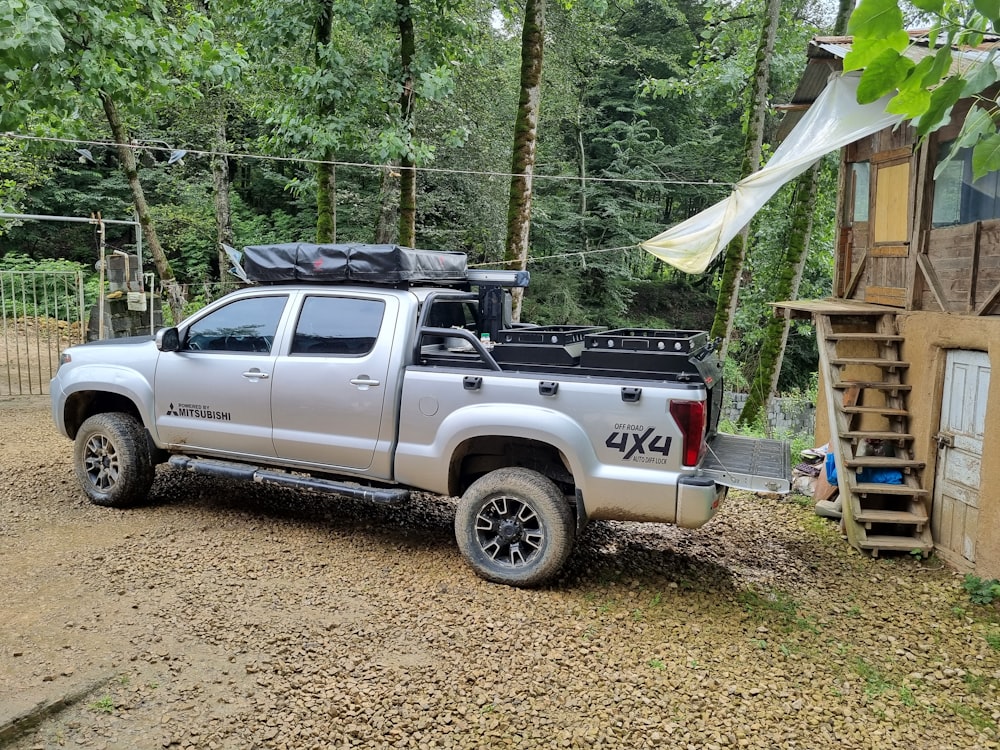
962, 574, 1000, 605
0, 252, 93, 320
0, 0, 242, 134
88, 695, 114, 714
0, 141, 50, 221
0, 0, 838, 401
847, 0, 1000, 179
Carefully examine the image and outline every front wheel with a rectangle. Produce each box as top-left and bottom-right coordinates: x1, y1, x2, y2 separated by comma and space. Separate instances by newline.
455, 467, 575, 587
73, 412, 155, 508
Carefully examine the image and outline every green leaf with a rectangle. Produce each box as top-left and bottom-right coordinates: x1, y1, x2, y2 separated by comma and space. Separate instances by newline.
848, 0, 905, 39
972, 133, 1000, 179
915, 76, 966, 136
961, 52, 999, 96
956, 105, 996, 150
844, 33, 910, 72
974, 0, 1000, 21
921, 44, 953, 88
856, 49, 914, 104
912, 0, 944, 10
886, 84, 931, 116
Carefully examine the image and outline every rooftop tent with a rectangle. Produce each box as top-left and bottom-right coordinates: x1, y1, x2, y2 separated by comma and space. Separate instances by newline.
639, 73, 903, 274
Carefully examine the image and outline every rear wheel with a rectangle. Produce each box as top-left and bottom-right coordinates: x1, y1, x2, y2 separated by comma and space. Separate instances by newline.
73, 412, 155, 508
455, 467, 574, 587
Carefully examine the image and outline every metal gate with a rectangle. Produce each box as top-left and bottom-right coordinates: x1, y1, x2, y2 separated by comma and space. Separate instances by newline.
1, 270, 85, 396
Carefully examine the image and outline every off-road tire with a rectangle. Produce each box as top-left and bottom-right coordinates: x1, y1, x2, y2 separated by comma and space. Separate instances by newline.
73, 412, 155, 508
455, 467, 574, 587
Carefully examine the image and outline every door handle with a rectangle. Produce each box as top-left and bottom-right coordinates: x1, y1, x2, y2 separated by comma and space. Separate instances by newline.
935, 431, 954, 449
242, 369, 270, 380
350, 377, 381, 387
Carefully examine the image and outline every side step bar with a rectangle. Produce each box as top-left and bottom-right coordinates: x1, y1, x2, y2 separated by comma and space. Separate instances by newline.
168, 456, 411, 505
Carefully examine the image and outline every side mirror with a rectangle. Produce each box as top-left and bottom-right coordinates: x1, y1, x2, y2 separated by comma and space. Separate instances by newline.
156, 327, 180, 352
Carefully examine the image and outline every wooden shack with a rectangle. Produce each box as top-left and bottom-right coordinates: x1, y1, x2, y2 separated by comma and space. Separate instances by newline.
777, 34, 1000, 576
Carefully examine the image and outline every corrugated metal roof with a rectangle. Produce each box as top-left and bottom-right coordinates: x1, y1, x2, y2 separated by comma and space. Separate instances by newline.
777, 32, 1000, 140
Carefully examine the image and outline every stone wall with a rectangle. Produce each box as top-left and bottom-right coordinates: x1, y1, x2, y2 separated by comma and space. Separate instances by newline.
722, 391, 816, 436
86, 295, 163, 341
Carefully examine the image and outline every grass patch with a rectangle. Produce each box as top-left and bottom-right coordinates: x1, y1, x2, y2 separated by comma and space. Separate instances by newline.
739, 587, 819, 633
88, 695, 114, 714
962, 574, 1000, 605
853, 658, 892, 699
986, 631, 1000, 651
951, 703, 996, 732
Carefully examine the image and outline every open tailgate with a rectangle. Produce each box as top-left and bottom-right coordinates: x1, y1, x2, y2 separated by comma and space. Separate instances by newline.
701, 433, 790, 493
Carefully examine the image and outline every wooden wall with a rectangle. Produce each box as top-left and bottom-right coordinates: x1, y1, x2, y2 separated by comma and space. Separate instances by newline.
921, 220, 1000, 314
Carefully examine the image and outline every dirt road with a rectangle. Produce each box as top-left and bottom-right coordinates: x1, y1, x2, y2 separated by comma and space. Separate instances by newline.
1, 396, 998, 749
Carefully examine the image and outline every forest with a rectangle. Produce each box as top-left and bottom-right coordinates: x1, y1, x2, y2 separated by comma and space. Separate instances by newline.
0, 0, 848, 422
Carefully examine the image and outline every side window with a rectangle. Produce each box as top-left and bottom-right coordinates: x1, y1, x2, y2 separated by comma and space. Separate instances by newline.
290, 296, 386, 356
848, 161, 870, 224
426, 299, 478, 329
184, 296, 287, 353
933, 141, 1000, 227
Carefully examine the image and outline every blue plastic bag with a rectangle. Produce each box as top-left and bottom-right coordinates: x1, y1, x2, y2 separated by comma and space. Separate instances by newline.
825, 451, 902, 485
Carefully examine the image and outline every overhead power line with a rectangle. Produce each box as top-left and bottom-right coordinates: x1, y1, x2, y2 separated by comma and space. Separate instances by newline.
1, 132, 733, 188
468, 244, 638, 268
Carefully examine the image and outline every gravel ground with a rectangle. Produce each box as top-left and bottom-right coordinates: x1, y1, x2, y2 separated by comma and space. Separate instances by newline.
1, 395, 999, 750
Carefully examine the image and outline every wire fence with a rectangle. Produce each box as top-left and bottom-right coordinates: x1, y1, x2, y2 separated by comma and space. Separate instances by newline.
1, 270, 86, 396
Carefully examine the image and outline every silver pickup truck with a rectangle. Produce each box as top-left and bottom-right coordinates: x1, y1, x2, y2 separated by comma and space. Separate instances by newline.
50, 243, 788, 587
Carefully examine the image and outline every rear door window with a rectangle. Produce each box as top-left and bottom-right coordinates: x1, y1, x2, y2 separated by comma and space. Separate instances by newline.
290, 296, 386, 356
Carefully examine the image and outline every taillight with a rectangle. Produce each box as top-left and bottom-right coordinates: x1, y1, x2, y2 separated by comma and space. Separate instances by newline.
669, 400, 706, 466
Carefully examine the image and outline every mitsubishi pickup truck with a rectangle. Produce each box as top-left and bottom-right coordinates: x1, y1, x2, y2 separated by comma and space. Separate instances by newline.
50, 243, 789, 587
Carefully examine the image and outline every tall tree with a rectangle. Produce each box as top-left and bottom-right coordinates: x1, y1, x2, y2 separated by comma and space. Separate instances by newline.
505, 0, 546, 321
0, 0, 241, 323
709, 0, 782, 355
315, 0, 338, 243
396, 0, 418, 247
737, 0, 853, 427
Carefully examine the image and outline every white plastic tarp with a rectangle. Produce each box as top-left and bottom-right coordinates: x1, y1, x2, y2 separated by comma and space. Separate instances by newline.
639, 73, 905, 273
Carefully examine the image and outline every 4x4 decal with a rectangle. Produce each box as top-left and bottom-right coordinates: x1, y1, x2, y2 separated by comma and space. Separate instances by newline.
605, 426, 672, 461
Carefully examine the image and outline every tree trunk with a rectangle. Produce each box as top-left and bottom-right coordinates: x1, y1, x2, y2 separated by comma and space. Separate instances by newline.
212, 114, 234, 288
709, 0, 780, 356
578, 118, 588, 253
834, 0, 854, 37
737, 165, 819, 428
374, 167, 400, 243
397, 0, 417, 247
316, 160, 336, 243
736, 0, 852, 428
99, 91, 185, 325
504, 0, 545, 321
315, 0, 336, 244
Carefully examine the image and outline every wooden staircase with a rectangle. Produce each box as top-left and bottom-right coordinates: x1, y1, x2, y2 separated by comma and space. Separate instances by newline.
815, 311, 932, 557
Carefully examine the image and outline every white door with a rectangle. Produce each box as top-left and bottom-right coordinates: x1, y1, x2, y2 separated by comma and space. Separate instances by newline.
932, 350, 990, 567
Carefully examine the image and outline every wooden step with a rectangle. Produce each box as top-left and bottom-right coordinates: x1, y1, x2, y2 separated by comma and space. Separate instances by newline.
853, 482, 928, 497
841, 430, 914, 442
827, 333, 903, 342
859, 535, 933, 556
833, 381, 912, 392
830, 357, 909, 369
840, 405, 910, 417
845, 456, 925, 471
855, 508, 928, 527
